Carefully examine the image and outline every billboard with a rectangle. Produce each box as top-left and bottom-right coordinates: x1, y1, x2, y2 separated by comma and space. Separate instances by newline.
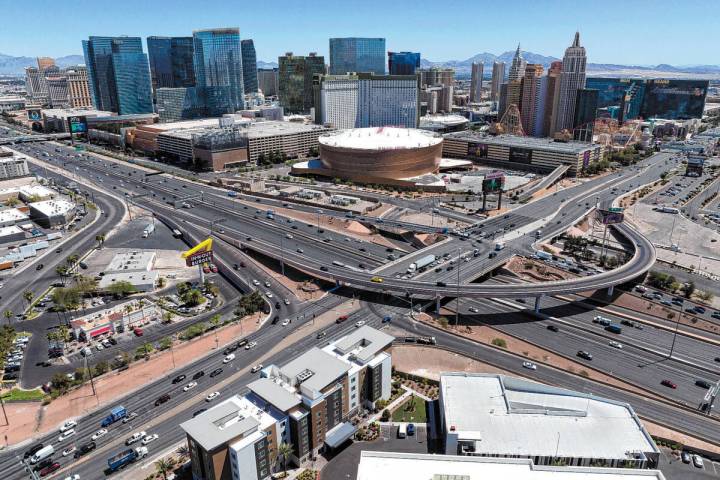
186, 250, 213, 267
482, 172, 505, 193
641, 79, 708, 120
596, 209, 624, 225
68, 116, 88, 134
467, 142, 488, 158
509, 146, 532, 164
27, 109, 42, 121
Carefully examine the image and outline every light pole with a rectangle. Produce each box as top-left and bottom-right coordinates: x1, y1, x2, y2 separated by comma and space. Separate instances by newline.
316, 209, 322, 233
668, 298, 683, 359
455, 247, 461, 328
279, 234, 285, 276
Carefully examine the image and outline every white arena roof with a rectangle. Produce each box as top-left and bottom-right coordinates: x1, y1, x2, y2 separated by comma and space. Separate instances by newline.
440, 373, 658, 461
319, 127, 442, 151
357, 451, 666, 480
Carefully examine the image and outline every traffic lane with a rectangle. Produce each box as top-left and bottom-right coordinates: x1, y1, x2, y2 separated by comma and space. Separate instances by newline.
393, 314, 720, 444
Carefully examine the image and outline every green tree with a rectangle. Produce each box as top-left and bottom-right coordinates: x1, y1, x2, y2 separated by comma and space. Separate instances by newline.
682, 281, 696, 299
154, 458, 173, 480
182, 289, 206, 307
3, 310, 12, 325
22, 290, 34, 310
95, 233, 106, 249
107, 281, 137, 298
277, 442, 294, 474
55, 265, 70, 286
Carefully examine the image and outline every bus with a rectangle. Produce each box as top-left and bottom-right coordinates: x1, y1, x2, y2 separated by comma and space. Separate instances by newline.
172, 229, 183, 238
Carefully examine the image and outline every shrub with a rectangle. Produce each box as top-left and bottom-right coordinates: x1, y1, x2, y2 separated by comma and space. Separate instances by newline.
491, 338, 507, 348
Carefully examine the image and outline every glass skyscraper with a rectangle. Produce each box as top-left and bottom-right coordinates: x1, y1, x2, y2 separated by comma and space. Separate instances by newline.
82, 36, 153, 114
241, 39, 258, 94
278, 52, 325, 113
329, 38, 385, 75
388, 51, 420, 75
147, 36, 195, 92
193, 28, 245, 115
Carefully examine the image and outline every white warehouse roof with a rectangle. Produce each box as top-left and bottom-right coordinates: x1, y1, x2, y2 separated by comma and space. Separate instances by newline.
319, 127, 442, 151
28, 199, 74, 217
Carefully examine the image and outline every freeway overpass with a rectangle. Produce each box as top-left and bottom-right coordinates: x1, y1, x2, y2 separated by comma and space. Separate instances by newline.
0, 132, 71, 145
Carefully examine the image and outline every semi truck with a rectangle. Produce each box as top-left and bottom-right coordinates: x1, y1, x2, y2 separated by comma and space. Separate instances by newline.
142, 223, 155, 238
406, 254, 436, 274
107, 446, 148, 471
101, 406, 127, 427
605, 324, 622, 334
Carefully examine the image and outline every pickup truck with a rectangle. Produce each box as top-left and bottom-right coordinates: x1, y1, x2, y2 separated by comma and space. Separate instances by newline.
125, 431, 147, 445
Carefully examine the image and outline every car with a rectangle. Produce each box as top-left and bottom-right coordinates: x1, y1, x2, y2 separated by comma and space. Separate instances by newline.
126, 431, 147, 445
281, 318, 290, 326
133, 327, 144, 336
122, 412, 138, 424
183, 381, 198, 392
62, 446, 76, 457
692, 454, 704, 468
142, 433, 159, 445
58, 429, 76, 442
547, 325, 559, 332
355, 320, 365, 328
245, 341, 257, 350
284, 298, 291, 305
265, 292, 273, 298
296, 248, 304, 253
681, 451, 691, 463
36, 263, 44, 271
264, 281, 271, 287
694, 306, 706, 314
172, 374, 187, 384
609, 341, 623, 349
407, 423, 415, 435
193, 370, 205, 380
155, 393, 170, 406
576, 350, 593, 361
660, 379, 677, 389
317, 331, 327, 339
522, 361, 537, 370
382, 315, 392, 323
59, 420, 77, 433
223, 354, 236, 363
91, 429, 108, 440
210, 368, 223, 377
39, 462, 61, 477
251, 364, 263, 373
695, 379, 712, 389
468, 307, 479, 313
193, 408, 208, 418
371, 276, 383, 283
252, 279, 260, 286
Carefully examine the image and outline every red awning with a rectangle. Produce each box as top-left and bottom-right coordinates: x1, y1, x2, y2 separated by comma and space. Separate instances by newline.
89, 325, 112, 337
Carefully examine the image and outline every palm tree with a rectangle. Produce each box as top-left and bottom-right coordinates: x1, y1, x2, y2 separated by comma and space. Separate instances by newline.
154, 458, 173, 480
55, 265, 69, 286
163, 311, 174, 324
176, 445, 190, 461
22, 290, 33, 310
95, 233, 106, 249
277, 442, 293, 474
3, 310, 12, 325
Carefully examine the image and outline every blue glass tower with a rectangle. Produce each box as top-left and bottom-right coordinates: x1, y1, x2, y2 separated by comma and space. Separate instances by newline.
83, 36, 153, 114
241, 39, 258, 94
388, 51, 420, 75
147, 36, 195, 91
193, 28, 244, 115
329, 38, 385, 75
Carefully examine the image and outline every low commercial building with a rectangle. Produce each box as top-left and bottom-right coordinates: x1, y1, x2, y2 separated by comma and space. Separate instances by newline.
40, 108, 115, 133
443, 132, 605, 176
70, 300, 161, 340
439, 373, 660, 469
28, 199, 75, 227
105, 250, 156, 273
225, 177, 266, 193
419, 114, 469, 133
357, 451, 667, 480
0, 208, 30, 227
0, 225, 26, 244
98, 271, 158, 292
0, 96, 26, 113
181, 326, 394, 480
0, 151, 30, 179
18, 185, 56, 202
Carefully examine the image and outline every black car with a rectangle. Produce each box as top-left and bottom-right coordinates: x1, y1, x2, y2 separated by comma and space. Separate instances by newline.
3, 373, 18, 381
36, 263, 44, 271
320, 266, 328, 271
192, 370, 205, 380
172, 374, 186, 384
436, 281, 447, 287
210, 368, 223, 378
74, 441, 96, 458
34, 459, 54, 472
275, 301, 281, 309
223, 345, 237, 355
193, 408, 208, 418
577, 350, 593, 361
547, 325, 559, 332
696, 379, 712, 389
155, 393, 171, 406
107, 337, 117, 345
24, 443, 44, 459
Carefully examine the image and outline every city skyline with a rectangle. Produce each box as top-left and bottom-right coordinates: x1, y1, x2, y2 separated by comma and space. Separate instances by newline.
0, 0, 717, 66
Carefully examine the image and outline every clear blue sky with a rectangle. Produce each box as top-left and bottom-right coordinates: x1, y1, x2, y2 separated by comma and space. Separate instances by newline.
1, 0, 716, 65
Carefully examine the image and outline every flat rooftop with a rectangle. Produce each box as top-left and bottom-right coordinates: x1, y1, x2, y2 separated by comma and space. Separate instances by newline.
180, 396, 260, 452
106, 250, 156, 273
28, 199, 74, 217
279, 347, 350, 393
357, 451, 666, 480
157, 119, 329, 141
445, 131, 598, 154
320, 127, 442, 150
440, 373, 658, 460
246, 376, 301, 412
98, 271, 158, 289
0, 225, 23, 236
0, 208, 29, 223
41, 108, 114, 118
326, 325, 394, 364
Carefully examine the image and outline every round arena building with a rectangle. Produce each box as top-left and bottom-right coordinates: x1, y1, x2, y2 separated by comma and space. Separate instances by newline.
317, 127, 443, 181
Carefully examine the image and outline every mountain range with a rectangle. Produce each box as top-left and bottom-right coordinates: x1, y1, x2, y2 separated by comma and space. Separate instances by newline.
2, 52, 718, 79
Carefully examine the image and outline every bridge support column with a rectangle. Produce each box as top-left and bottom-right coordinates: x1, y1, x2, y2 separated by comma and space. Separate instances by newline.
607, 285, 614, 297
436, 296, 441, 315
534, 295, 543, 313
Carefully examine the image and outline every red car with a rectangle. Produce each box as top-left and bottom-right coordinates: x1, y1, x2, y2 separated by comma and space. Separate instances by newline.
661, 379, 677, 389
210, 264, 218, 273
39, 462, 61, 477
133, 327, 144, 337
336, 315, 348, 324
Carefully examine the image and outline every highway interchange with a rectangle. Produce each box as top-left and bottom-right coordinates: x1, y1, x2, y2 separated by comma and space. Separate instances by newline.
0, 128, 718, 479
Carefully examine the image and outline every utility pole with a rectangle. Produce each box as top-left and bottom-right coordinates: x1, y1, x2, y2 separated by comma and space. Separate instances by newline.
455, 247, 461, 328
0, 384, 9, 426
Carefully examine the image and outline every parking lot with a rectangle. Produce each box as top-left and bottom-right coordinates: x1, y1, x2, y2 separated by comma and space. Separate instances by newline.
659, 451, 720, 479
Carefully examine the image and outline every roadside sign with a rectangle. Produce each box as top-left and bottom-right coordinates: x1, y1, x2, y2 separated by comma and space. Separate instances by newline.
186, 251, 213, 267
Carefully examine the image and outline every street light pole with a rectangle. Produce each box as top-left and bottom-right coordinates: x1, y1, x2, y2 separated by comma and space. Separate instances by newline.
455, 247, 461, 328
668, 299, 683, 359
279, 234, 285, 276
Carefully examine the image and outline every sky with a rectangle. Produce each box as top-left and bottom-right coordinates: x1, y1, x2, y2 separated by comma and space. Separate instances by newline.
0, 0, 717, 65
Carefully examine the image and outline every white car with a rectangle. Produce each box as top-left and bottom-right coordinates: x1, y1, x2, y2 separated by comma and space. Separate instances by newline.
142, 433, 159, 445
223, 354, 236, 363
63, 475, 80, 480
281, 319, 290, 326
62, 446, 76, 457
122, 412, 138, 424
284, 298, 291, 305
126, 431, 147, 445
264, 281, 271, 288
252, 279, 260, 286
59, 420, 77, 433
692, 454, 704, 468
609, 341, 623, 349
468, 307, 479, 313
183, 381, 198, 392
251, 364, 263, 373
92, 429, 108, 440
58, 429, 76, 442
522, 361, 537, 370
96, 344, 104, 351
355, 320, 365, 328
245, 341, 257, 350
265, 292, 273, 298
205, 392, 220, 402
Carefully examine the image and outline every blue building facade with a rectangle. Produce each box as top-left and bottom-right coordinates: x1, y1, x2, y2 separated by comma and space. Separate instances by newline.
329, 38, 385, 75
193, 28, 245, 115
241, 39, 258, 94
388, 51, 420, 75
147, 36, 196, 92
83, 36, 153, 114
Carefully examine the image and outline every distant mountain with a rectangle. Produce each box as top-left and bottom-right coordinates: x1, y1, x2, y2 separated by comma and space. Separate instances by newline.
257, 60, 278, 69
56, 55, 85, 67
0, 53, 85, 75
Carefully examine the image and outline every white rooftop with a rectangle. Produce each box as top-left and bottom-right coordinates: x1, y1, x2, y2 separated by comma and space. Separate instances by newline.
106, 250, 156, 273
278, 347, 350, 394
357, 451, 666, 480
0, 225, 23, 237
28, 199, 74, 217
19, 185, 55, 199
420, 114, 470, 126
440, 373, 658, 460
319, 127, 443, 151
0, 208, 29, 224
